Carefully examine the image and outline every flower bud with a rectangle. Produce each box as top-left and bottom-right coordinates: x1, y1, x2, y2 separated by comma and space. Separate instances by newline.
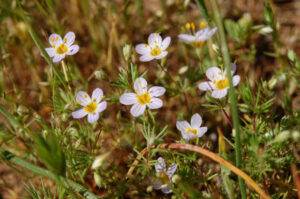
178, 66, 188, 75
292, 130, 300, 142
94, 172, 102, 188
268, 77, 278, 90
273, 130, 290, 143
123, 44, 132, 61
171, 174, 181, 184
94, 70, 106, 80
92, 152, 111, 169
146, 185, 153, 193
288, 50, 297, 62
61, 113, 68, 122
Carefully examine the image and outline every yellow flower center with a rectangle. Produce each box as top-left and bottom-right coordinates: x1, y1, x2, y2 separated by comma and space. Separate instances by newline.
186, 127, 198, 135
84, 102, 98, 114
158, 172, 170, 184
150, 46, 162, 56
194, 41, 205, 47
136, 92, 151, 105
56, 44, 68, 55
215, 79, 229, 90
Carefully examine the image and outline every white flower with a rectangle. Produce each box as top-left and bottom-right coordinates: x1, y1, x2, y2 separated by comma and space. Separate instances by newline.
176, 113, 208, 141
153, 157, 177, 194
43, 32, 79, 63
178, 27, 217, 45
72, 88, 107, 124
198, 64, 240, 99
135, 33, 171, 62
120, 77, 166, 117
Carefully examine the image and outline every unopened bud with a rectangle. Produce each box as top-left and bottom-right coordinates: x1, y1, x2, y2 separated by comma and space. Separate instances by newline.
258, 26, 273, 35
94, 172, 102, 188
61, 113, 68, 122
149, 136, 155, 146
92, 152, 111, 169
288, 50, 297, 62
146, 185, 153, 193
292, 130, 300, 142
178, 66, 188, 75
171, 174, 181, 184
94, 70, 105, 80
273, 130, 290, 143
68, 127, 79, 137
122, 44, 132, 61
239, 104, 249, 113
268, 77, 278, 90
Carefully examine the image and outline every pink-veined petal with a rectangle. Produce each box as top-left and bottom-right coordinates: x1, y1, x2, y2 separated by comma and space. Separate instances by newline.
211, 89, 228, 99
120, 93, 137, 105
191, 113, 202, 128
130, 103, 146, 117
161, 36, 171, 50
155, 157, 166, 173
52, 54, 65, 63
135, 44, 150, 55
87, 113, 99, 123
49, 33, 62, 46
167, 163, 177, 177
148, 33, 162, 46
161, 185, 173, 194
206, 67, 223, 81
139, 54, 153, 62
44, 48, 55, 57
176, 120, 190, 133
198, 81, 214, 91
148, 86, 166, 97
178, 34, 195, 43
196, 127, 208, 138
134, 77, 147, 95
154, 51, 168, 60
66, 45, 79, 55
147, 98, 163, 109
91, 88, 103, 103
76, 91, 91, 106
96, 101, 107, 113
233, 75, 240, 87
72, 108, 87, 119
63, 32, 75, 46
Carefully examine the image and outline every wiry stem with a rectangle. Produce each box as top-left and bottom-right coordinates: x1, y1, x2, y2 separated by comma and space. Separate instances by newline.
210, 0, 247, 198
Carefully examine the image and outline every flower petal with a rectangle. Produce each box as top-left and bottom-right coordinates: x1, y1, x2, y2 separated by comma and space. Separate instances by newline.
206, 67, 222, 81
198, 81, 213, 91
176, 120, 190, 133
72, 108, 87, 119
167, 163, 177, 177
63, 32, 75, 46
207, 27, 218, 38
134, 77, 147, 95
49, 33, 62, 46
233, 75, 240, 87
161, 185, 173, 194
211, 89, 228, 99
66, 45, 79, 55
161, 36, 171, 50
44, 48, 55, 57
155, 157, 166, 173
231, 63, 237, 75
135, 44, 149, 55
147, 98, 163, 109
191, 113, 202, 128
130, 103, 146, 117
52, 54, 65, 63
196, 127, 208, 138
120, 93, 137, 105
195, 28, 207, 37
87, 113, 99, 123
91, 88, 103, 103
178, 34, 196, 43
148, 33, 162, 46
154, 51, 168, 60
148, 86, 166, 97
96, 101, 107, 113
139, 54, 154, 62
76, 91, 91, 106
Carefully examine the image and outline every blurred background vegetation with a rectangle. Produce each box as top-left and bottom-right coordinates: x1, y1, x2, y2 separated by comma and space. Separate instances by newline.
0, 0, 300, 198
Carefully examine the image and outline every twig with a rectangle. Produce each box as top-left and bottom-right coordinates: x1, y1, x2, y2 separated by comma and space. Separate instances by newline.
126, 143, 271, 199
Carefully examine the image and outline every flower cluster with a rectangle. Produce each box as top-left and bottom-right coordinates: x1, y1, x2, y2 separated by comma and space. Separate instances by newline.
41, 23, 240, 194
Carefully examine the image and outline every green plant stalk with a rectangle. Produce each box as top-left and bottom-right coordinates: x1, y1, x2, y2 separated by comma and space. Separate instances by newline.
210, 0, 247, 198
0, 148, 100, 199
17, 0, 69, 91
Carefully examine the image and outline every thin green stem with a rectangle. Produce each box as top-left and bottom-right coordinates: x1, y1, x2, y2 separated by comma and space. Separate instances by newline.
61, 60, 72, 91
210, 0, 247, 198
